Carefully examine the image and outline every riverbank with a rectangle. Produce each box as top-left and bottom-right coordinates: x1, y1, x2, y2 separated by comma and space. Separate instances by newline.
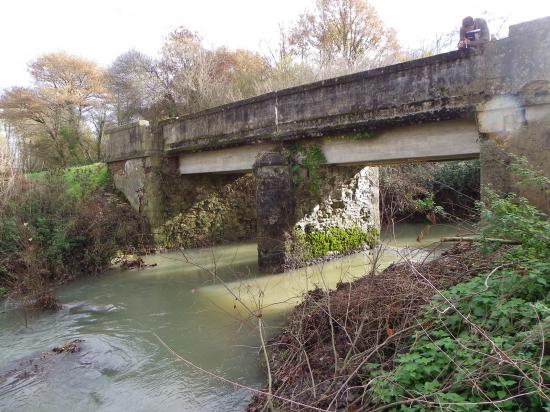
248, 194, 550, 411
0, 163, 151, 308
248, 243, 499, 410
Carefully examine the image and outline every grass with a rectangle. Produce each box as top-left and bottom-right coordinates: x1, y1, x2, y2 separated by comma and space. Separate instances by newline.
27, 163, 110, 199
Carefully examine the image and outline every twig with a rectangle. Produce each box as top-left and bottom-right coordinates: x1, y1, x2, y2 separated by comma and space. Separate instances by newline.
258, 316, 273, 409
152, 332, 329, 412
327, 321, 428, 410
484, 264, 508, 290
440, 237, 521, 244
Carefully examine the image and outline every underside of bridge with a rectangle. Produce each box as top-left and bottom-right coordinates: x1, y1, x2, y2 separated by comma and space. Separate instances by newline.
102, 17, 550, 273
176, 118, 480, 174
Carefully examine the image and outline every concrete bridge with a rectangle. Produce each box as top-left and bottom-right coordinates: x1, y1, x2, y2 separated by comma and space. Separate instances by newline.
103, 17, 550, 272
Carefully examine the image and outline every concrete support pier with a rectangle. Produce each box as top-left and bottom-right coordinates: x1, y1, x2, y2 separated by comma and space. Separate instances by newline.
253, 151, 381, 273
253, 152, 293, 273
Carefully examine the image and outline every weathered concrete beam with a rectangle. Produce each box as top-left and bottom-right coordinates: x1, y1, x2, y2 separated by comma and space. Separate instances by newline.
179, 143, 274, 174
321, 118, 479, 166
178, 119, 479, 174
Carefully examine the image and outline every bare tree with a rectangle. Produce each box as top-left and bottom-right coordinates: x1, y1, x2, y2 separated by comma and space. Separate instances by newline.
107, 50, 162, 124
287, 0, 401, 69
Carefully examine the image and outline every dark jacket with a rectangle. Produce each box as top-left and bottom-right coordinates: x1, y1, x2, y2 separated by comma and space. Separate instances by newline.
460, 18, 490, 46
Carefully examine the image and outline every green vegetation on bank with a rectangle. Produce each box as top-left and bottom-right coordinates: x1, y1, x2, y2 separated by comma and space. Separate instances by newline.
0, 163, 149, 307
28, 163, 110, 199
369, 192, 550, 410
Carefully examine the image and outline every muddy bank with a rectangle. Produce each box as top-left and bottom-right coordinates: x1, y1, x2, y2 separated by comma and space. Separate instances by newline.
248, 243, 505, 411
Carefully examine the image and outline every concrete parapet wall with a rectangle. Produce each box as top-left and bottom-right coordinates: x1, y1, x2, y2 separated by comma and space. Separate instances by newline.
102, 120, 160, 162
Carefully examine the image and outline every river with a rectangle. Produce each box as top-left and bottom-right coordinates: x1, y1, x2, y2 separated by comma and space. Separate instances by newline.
0, 223, 464, 411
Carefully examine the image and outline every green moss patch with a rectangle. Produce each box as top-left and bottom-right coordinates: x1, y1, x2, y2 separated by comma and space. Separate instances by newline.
292, 225, 379, 261
285, 142, 327, 194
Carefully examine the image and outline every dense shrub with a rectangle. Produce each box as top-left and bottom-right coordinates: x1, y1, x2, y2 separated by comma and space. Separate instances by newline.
369, 193, 550, 410
380, 160, 480, 224
0, 164, 151, 306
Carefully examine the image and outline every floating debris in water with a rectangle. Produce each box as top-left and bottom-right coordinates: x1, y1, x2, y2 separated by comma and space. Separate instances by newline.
52, 339, 83, 354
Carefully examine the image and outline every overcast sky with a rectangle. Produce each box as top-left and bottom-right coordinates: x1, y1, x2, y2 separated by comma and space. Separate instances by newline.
1, 0, 550, 91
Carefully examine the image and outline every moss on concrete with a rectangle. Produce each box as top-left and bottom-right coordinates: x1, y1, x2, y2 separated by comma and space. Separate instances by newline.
289, 225, 379, 263
342, 130, 376, 140
284, 142, 327, 194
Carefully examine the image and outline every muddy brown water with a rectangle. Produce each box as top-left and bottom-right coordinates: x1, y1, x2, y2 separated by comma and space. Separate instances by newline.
0, 223, 465, 411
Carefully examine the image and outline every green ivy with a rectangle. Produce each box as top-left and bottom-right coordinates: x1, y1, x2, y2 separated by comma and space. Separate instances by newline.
415, 193, 445, 216
285, 143, 327, 194
369, 193, 550, 410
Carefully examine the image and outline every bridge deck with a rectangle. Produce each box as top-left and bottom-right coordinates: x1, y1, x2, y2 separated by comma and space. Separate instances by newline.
103, 16, 550, 176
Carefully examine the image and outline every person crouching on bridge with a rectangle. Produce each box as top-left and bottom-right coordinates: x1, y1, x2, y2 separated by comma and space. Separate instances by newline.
458, 16, 490, 49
